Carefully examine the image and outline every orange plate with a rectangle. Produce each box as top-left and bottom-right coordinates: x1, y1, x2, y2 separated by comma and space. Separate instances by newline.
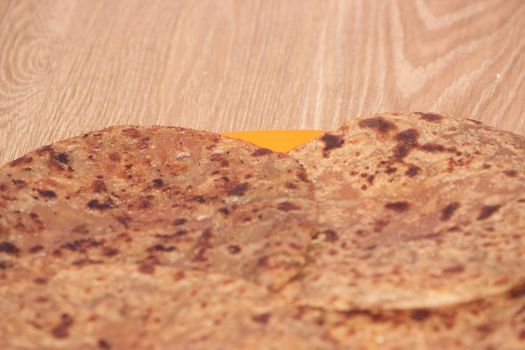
223, 130, 323, 153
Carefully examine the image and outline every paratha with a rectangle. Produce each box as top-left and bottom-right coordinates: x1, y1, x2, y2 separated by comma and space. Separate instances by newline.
0, 126, 317, 289
287, 112, 525, 310
297, 281, 525, 350
0, 264, 337, 350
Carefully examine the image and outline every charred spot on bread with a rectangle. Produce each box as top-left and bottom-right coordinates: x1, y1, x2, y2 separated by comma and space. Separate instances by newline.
358, 117, 397, 134
477, 204, 501, 220
384, 201, 410, 212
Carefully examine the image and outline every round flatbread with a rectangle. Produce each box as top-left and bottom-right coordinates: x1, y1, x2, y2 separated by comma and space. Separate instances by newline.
298, 282, 525, 349
0, 126, 317, 289
0, 264, 337, 350
287, 112, 525, 310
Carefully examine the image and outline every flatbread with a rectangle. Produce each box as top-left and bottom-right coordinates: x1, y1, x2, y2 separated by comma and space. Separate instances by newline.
0, 264, 337, 350
287, 112, 525, 310
0, 126, 317, 289
297, 282, 525, 350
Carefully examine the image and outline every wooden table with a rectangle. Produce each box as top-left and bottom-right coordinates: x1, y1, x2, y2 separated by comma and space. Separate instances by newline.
1, 0, 524, 163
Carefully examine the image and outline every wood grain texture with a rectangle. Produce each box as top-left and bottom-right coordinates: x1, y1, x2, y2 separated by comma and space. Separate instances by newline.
1, 0, 524, 163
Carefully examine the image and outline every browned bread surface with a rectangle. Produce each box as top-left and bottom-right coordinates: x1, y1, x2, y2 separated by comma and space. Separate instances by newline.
0, 125, 317, 290
287, 112, 525, 310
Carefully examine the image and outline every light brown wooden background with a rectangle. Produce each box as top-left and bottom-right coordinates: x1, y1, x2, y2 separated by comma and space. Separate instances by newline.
1, 0, 524, 163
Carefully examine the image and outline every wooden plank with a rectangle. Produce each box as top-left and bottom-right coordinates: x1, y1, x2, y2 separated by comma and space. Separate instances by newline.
1, 0, 524, 163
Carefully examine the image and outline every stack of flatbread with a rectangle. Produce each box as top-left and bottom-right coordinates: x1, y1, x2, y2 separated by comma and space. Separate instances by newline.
1, 113, 524, 349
